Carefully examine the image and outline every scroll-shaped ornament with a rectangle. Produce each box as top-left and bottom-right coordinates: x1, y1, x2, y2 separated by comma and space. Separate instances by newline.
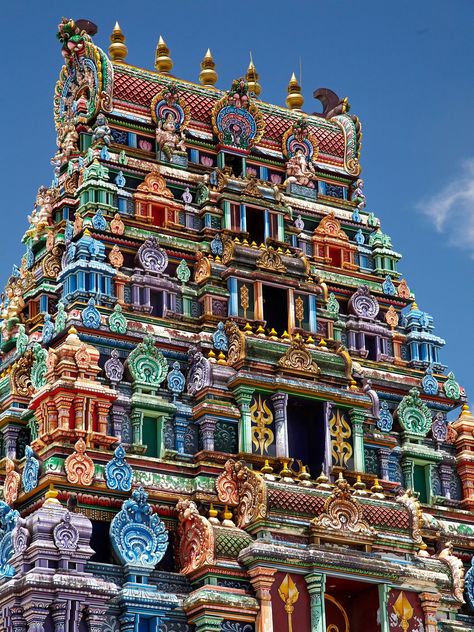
64, 438, 94, 486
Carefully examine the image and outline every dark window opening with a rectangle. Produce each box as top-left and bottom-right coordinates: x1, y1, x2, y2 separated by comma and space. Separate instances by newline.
262, 285, 287, 335
287, 397, 326, 477
151, 204, 165, 226
224, 153, 243, 177
230, 203, 241, 231
328, 246, 342, 267
150, 291, 164, 317
365, 335, 378, 361
414, 464, 428, 503
158, 531, 177, 572
90, 521, 114, 563
246, 207, 265, 244
143, 416, 159, 457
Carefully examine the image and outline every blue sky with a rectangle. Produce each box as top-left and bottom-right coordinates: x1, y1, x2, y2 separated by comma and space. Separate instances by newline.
0, 1, 472, 404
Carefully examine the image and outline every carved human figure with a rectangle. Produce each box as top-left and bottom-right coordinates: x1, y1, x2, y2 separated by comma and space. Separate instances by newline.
60, 121, 79, 162
155, 113, 186, 159
351, 178, 366, 210
284, 149, 316, 187
91, 113, 112, 146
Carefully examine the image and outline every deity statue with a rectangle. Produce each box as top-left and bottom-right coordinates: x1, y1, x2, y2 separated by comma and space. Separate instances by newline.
155, 113, 186, 160
59, 121, 79, 163
26, 187, 55, 241
284, 149, 316, 187
351, 178, 366, 210
92, 113, 112, 146
0, 279, 25, 340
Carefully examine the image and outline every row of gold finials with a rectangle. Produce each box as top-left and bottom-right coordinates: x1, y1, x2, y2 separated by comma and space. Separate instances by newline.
108, 22, 305, 109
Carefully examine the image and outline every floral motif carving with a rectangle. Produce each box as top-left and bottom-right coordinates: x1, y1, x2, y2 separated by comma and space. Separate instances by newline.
4, 459, 20, 505
0, 501, 19, 577
127, 336, 168, 389
421, 364, 439, 395
431, 412, 448, 443
349, 285, 379, 319
385, 305, 399, 330
104, 349, 124, 384
216, 459, 239, 506
22, 446, 40, 494
397, 278, 411, 299
377, 401, 394, 433
81, 297, 101, 329
167, 361, 185, 399
111, 486, 168, 569
108, 304, 127, 335
10, 348, 34, 397
105, 444, 133, 492
110, 213, 125, 235
53, 511, 79, 551
187, 347, 211, 396
256, 247, 287, 273
136, 237, 168, 273
108, 245, 124, 269
311, 476, 376, 544
176, 498, 215, 574
443, 372, 461, 400
225, 321, 247, 366
212, 321, 228, 351
64, 438, 94, 486
194, 251, 211, 283
234, 461, 267, 529
277, 337, 320, 376
397, 388, 432, 437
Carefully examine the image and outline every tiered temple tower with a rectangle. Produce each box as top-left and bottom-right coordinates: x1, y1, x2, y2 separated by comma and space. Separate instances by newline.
0, 16, 472, 632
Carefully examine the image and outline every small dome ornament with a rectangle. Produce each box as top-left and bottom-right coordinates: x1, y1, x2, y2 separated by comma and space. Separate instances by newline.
109, 22, 128, 63
286, 72, 304, 110
246, 57, 261, 97
199, 49, 218, 87
155, 35, 173, 74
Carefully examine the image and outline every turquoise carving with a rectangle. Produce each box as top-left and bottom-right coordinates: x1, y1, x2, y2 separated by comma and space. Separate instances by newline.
22, 446, 40, 493
326, 292, 340, 318
0, 501, 19, 578
212, 322, 228, 351
167, 361, 185, 399
109, 486, 168, 569
377, 401, 393, 432
382, 275, 396, 296
127, 335, 168, 388
55, 301, 67, 332
466, 557, 474, 612
105, 445, 133, 492
108, 304, 127, 335
397, 388, 432, 436
92, 209, 107, 231
421, 365, 439, 395
82, 297, 101, 329
176, 259, 191, 286
444, 372, 461, 400
42, 313, 54, 344
31, 343, 48, 389
15, 324, 28, 356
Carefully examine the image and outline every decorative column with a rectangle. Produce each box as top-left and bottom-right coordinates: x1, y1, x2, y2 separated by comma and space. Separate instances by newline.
175, 408, 190, 454
119, 614, 136, 632
377, 584, 390, 632
50, 602, 67, 632
234, 386, 255, 453
271, 392, 288, 458
85, 606, 108, 632
198, 414, 217, 452
248, 566, 277, 632
8, 606, 27, 632
305, 573, 326, 632
349, 409, 366, 472
3, 425, 21, 459
193, 614, 224, 632
131, 409, 143, 446
401, 458, 414, 490
378, 448, 391, 480
439, 463, 453, 499
23, 602, 49, 632
419, 592, 441, 632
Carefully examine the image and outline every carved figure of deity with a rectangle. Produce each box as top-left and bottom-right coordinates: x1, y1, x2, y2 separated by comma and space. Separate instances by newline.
351, 178, 366, 210
284, 149, 316, 187
91, 113, 112, 146
155, 113, 186, 160
60, 122, 79, 162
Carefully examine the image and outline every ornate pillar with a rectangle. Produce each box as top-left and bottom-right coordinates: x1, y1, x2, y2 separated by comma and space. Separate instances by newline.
3, 425, 21, 459
439, 463, 453, 499
248, 566, 277, 632
51, 601, 68, 632
349, 409, 366, 472
271, 392, 288, 458
175, 410, 190, 454
85, 606, 108, 632
8, 606, 27, 632
119, 613, 136, 632
234, 386, 255, 453
378, 448, 391, 480
377, 584, 390, 632
23, 602, 49, 632
193, 614, 224, 632
419, 592, 441, 632
131, 409, 143, 445
305, 572, 326, 632
401, 458, 414, 490
198, 414, 217, 452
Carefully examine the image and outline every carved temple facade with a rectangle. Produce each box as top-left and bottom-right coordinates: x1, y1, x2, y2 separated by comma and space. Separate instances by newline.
0, 16, 472, 632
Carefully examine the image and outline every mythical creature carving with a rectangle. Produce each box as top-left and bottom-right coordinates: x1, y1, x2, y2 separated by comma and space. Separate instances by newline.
438, 541, 465, 603
225, 321, 247, 366
277, 336, 320, 376
64, 438, 94, 486
216, 459, 239, 506
176, 499, 215, 574
0, 501, 19, 577
234, 461, 267, 529
110, 486, 168, 569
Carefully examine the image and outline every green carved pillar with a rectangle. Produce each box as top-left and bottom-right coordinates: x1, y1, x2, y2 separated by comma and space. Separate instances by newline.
193, 614, 224, 632
401, 458, 414, 489
350, 409, 366, 472
234, 386, 255, 453
378, 584, 390, 632
131, 409, 143, 445
305, 573, 326, 632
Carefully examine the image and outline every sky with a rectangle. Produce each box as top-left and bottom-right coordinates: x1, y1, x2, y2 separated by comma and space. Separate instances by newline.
0, 1, 472, 404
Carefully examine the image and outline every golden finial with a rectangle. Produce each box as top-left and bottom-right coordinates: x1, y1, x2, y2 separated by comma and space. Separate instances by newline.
411, 301, 419, 310
460, 403, 473, 418
199, 49, 218, 87
109, 22, 128, 63
246, 55, 261, 97
155, 35, 173, 74
286, 72, 304, 110
44, 483, 61, 506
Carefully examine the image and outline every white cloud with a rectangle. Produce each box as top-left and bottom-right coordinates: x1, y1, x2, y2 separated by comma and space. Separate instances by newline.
418, 159, 474, 255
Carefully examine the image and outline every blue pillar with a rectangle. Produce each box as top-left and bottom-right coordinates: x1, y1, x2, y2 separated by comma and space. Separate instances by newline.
240, 204, 246, 232
309, 295, 317, 333
128, 132, 137, 148
228, 278, 238, 316
264, 209, 270, 241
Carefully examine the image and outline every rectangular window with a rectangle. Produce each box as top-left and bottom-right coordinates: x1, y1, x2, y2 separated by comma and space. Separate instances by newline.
150, 291, 164, 317
246, 206, 265, 244
262, 284, 288, 335
268, 212, 279, 240
413, 464, 428, 503
230, 203, 241, 231
328, 246, 342, 267
287, 397, 326, 476
143, 417, 159, 457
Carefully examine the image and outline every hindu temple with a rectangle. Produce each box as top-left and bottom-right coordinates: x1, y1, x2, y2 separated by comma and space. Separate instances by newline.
0, 16, 473, 632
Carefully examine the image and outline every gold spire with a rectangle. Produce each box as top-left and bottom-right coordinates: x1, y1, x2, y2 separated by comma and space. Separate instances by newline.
155, 35, 173, 74
286, 72, 304, 110
199, 49, 218, 87
109, 22, 128, 63
44, 483, 61, 506
246, 56, 261, 97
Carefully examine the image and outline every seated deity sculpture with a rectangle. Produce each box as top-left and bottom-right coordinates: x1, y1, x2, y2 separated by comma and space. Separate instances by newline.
284, 149, 316, 187
155, 113, 186, 160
